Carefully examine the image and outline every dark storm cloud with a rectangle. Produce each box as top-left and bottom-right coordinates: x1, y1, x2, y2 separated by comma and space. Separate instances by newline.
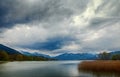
18, 36, 74, 51
0, 0, 120, 55
0, 0, 12, 28
0, 0, 74, 29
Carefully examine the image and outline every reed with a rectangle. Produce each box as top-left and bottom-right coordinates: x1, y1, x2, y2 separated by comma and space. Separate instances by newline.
79, 61, 120, 72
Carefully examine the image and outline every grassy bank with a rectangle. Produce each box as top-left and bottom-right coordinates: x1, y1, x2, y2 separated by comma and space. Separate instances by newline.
78, 61, 120, 72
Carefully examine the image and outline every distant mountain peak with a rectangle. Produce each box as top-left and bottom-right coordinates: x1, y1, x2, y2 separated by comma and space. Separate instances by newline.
20, 51, 51, 58
53, 53, 97, 60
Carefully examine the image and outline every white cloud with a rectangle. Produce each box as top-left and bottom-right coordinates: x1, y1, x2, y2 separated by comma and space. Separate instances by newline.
0, 24, 48, 46
83, 29, 105, 42
62, 42, 81, 50
0, 0, 120, 55
71, 0, 103, 29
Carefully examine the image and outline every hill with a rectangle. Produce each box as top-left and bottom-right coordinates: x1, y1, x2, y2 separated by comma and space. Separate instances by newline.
0, 44, 20, 54
0, 44, 51, 61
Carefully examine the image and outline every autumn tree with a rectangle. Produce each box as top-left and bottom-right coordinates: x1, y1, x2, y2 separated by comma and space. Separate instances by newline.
16, 54, 23, 61
0, 50, 9, 61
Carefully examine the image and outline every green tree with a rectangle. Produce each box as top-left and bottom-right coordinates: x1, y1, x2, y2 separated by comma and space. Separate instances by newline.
112, 54, 120, 60
98, 52, 110, 60
0, 50, 9, 61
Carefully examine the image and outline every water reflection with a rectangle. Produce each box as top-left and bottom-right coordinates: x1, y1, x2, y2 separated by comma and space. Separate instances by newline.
0, 61, 80, 77
1, 61, 120, 77
1, 68, 68, 77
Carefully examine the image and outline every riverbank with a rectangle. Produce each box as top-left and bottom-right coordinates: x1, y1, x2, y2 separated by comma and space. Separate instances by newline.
78, 61, 120, 72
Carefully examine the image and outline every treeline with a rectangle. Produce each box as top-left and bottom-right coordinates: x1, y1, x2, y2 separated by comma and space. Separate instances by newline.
0, 50, 51, 61
98, 52, 120, 60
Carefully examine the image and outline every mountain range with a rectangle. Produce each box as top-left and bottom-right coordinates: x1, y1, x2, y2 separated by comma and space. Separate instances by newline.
53, 53, 97, 60
20, 51, 51, 58
0, 44, 52, 61
0, 44, 120, 60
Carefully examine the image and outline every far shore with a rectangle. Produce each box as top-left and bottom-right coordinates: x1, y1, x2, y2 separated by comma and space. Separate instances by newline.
78, 60, 120, 72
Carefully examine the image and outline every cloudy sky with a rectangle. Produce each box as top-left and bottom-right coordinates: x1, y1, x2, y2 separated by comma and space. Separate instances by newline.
0, 0, 120, 56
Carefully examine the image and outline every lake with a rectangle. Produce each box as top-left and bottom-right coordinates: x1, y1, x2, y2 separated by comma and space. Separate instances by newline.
0, 61, 120, 77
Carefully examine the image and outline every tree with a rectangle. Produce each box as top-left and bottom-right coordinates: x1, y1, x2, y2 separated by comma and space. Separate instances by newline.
0, 50, 9, 61
112, 54, 120, 60
98, 52, 110, 60
16, 54, 23, 61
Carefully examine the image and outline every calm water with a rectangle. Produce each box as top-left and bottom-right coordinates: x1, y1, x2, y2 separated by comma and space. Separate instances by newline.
0, 61, 120, 77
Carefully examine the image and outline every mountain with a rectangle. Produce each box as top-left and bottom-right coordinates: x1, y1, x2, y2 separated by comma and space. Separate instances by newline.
109, 51, 120, 55
21, 51, 98, 60
32, 52, 51, 58
108, 51, 120, 58
21, 51, 51, 58
0, 44, 21, 54
0, 44, 50, 58
3, 43, 120, 60
53, 53, 97, 60
0, 44, 52, 61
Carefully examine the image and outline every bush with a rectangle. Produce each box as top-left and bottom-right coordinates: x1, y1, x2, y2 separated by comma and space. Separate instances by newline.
112, 54, 120, 60
0, 50, 9, 61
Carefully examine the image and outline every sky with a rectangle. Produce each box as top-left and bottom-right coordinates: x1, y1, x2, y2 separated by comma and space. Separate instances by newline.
0, 0, 120, 56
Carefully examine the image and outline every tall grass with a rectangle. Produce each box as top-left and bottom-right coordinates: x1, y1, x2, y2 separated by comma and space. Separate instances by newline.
79, 61, 120, 72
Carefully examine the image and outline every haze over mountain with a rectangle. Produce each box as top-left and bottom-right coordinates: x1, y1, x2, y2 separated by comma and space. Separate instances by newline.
1, 44, 120, 60
0, 0, 120, 56
21, 51, 51, 58
0, 44, 97, 60
53, 53, 97, 60
0, 44, 52, 61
